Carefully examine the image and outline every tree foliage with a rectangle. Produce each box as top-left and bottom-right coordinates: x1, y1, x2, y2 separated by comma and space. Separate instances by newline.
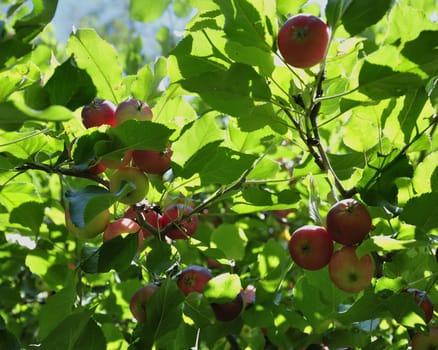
0, 0, 437, 349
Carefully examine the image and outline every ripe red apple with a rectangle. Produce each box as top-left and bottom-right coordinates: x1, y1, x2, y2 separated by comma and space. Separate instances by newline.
288, 225, 334, 270
177, 265, 212, 296
109, 167, 149, 205
326, 198, 372, 246
132, 147, 173, 175
277, 14, 330, 68
328, 246, 374, 293
65, 208, 110, 239
411, 326, 438, 350
115, 98, 153, 126
81, 98, 116, 128
160, 204, 198, 240
124, 206, 161, 238
405, 288, 434, 323
211, 292, 244, 322
103, 217, 144, 251
129, 284, 159, 322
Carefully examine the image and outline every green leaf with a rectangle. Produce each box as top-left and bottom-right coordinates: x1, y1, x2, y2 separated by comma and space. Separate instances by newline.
73, 318, 106, 350
356, 236, 417, 257
9, 201, 45, 233
130, 57, 168, 103
183, 292, 215, 327
129, 0, 171, 22
65, 185, 130, 228
39, 308, 99, 350
38, 280, 77, 339
412, 151, 438, 194
400, 192, 438, 231
210, 224, 248, 261
397, 88, 428, 144
145, 239, 177, 275
80, 233, 138, 273
0, 38, 32, 69
13, 0, 59, 42
0, 62, 41, 101
67, 28, 123, 103
179, 63, 272, 119
0, 329, 20, 350
402, 30, 438, 76
325, 0, 353, 28
341, 0, 391, 36
0, 100, 74, 131
44, 56, 97, 110
204, 273, 242, 303
336, 290, 387, 323
358, 62, 424, 100
386, 293, 427, 328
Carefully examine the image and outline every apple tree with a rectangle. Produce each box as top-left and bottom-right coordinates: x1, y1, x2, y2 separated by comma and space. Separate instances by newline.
0, 0, 437, 349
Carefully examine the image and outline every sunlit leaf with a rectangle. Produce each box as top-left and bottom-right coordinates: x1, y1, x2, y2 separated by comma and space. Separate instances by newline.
401, 192, 438, 230
204, 273, 242, 302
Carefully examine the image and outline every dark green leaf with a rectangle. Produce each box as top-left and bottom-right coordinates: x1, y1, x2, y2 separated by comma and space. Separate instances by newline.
80, 233, 138, 273
325, 0, 353, 28
401, 192, 438, 231
183, 292, 215, 327
358, 62, 424, 100
145, 239, 176, 274
13, 0, 59, 42
327, 152, 366, 180
341, 0, 391, 36
397, 88, 428, 144
0, 330, 20, 350
44, 56, 97, 110
402, 30, 438, 76
73, 318, 106, 350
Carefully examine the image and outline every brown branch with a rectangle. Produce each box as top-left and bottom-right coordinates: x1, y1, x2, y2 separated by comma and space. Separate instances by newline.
16, 162, 109, 188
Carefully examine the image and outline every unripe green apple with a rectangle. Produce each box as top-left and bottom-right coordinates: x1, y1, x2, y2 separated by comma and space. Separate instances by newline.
65, 208, 110, 239
109, 167, 149, 205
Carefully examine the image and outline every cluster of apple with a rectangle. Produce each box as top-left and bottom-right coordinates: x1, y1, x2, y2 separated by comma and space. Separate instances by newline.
129, 265, 255, 323
288, 198, 374, 293
65, 97, 199, 243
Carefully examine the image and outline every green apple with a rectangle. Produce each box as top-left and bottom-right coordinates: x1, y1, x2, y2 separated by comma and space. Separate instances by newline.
65, 208, 110, 239
109, 167, 149, 205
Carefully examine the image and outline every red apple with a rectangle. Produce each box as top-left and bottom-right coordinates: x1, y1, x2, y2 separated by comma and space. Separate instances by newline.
124, 206, 161, 238
115, 98, 153, 126
65, 208, 110, 239
109, 167, 149, 205
277, 14, 330, 68
103, 217, 144, 251
328, 246, 374, 293
160, 204, 198, 240
211, 292, 244, 322
326, 198, 372, 246
411, 326, 438, 350
132, 147, 173, 175
405, 288, 434, 323
177, 265, 212, 296
288, 225, 334, 270
129, 284, 159, 322
81, 98, 116, 128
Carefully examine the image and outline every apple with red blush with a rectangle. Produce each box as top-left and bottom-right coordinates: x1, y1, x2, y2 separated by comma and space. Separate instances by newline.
129, 284, 159, 322
132, 146, 173, 175
177, 265, 212, 296
115, 98, 153, 126
103, 217, 144, 251
160, 203, 198, 240
81, 98, 116, 128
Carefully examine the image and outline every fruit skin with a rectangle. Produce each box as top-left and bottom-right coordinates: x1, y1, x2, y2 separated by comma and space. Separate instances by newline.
288, 225, 334, 270
109, 167, 149, 205
326, 198, 372, 246
65, 208, 110, 239
129, 284, 159, 322
405, 288, 434, 323
81, 98, 116, 128
101, 150, 133, 169
103, 217, 144, 251
410, 326, 438, 350
132, 147, 173, 175
159, 204, 198, 240
211, 292, 244, 322
114, 98, 153, 126
328, 246, 374, 293
277, 14, 330, 68
177, 265, 212, 296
